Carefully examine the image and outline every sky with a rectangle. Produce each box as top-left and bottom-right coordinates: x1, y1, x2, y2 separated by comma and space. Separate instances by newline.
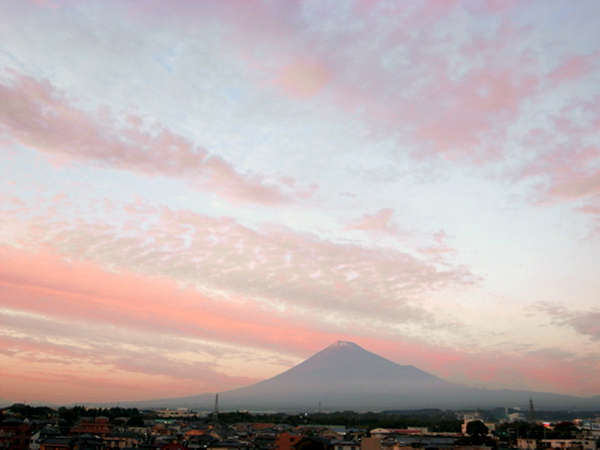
0, 0, 599, 405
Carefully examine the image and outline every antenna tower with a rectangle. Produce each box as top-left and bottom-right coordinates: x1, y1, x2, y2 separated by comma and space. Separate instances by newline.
528, 397, 536, 423
213, 393, 219, 422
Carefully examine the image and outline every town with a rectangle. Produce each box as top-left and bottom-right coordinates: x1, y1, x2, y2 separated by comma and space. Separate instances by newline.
1, 403, 599, 450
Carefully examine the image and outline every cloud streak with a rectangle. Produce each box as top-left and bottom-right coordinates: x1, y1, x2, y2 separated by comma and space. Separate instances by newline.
0, 72, 291, 205
538, 302, 600, 342
1, 245, 598, 401
347, 208, 408, 239
2, 0, 600, 403
39, 205, 476, 327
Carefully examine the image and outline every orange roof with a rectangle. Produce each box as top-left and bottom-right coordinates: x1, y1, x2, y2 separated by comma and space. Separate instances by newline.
185, 430, 206, 437
252, 423, 276, 430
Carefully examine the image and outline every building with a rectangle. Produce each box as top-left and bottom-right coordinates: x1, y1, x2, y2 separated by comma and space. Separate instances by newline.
39, 437, 71, 450
293, 436, 333, 450
0, 418, 30, 449
70, 417, 111, 436
360, 437, 382, 450
275, 432, 303, 450
330, 439, 359, 450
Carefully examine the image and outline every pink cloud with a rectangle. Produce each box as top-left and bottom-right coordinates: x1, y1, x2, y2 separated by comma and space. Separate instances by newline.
413, 0, 461, 23
409, 65, 538, 160
42, 204, 475, 324
0, 72, 291, 205
0, 193, 474, 330
308, 21, 539, 162
29, 0, 63, 8
579, 196, 600, 219
516, 98, 600, 212
117, 0, 598, 173
471, 0, 525, 14
275, 58, 331, 99
2, 192, 598, 400
0, 332, 259, 402
547, 164, 600, 200
0, 355, 243, 404
2, 236, 600, 403
520, 141, 600, 203
124, 0, 541, 165
419, 230, 457, 257
347, 208, 408, 238
549, 53, 598, 85
0, 245, 347, 358
1, 244, 598, 402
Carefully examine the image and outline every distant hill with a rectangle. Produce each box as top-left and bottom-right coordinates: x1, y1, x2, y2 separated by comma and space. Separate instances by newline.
114, 341, 600, 411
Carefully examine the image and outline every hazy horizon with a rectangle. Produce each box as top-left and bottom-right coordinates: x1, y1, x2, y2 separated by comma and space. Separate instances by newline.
1, 0, 600, 404
5, 341, 599, 410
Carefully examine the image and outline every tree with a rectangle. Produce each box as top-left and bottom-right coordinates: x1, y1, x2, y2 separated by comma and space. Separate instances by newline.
466, 420, 489, 437
127, 415, 145, 427
553, 422, 578, 438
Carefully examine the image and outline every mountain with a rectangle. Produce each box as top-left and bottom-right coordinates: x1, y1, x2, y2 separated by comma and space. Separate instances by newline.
220, 341, 447, 409
118, 341, 600, 411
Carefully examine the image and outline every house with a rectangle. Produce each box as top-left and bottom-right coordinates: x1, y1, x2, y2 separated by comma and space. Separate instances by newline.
161, 443, 186, 450
70, 417, 111, 436
208, 439, 251, 450
187, 433, 219, 449
293, 436, 333, 450
517, 438, 537, 450
102, 431, 143, 448
541, 439, 598, 450
39, 437, 71, 450
71, 433, 104, 449
275, 432, 303, 450
0, 418, 30, 449
331, 439, 359, 450
360, 437, 382, 450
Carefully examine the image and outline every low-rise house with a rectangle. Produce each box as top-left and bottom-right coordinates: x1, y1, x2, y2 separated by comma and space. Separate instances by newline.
0, 418, 31, 449
360, 436, 382, 450
517, 438, 537, 449
330, 439, 359, 450
39, 436, 71, 450
275, 432, 302, 450
70, 434, 104, 450
541, 438, 598, 450
103, 431, 143, 448
160, 443, 186, 450
187, 434, 219, 449
254, 431, 278, 450
293, 436, 333, 450
30, 425, 60, 450
70, 417, 111, 436
208, 439, 251, 450
381, 434, 457, 450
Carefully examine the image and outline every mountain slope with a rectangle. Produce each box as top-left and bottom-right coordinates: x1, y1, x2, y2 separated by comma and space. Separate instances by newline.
217, 340, 449, 410
117, 341, 600, 411
248, 341, 442, 388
